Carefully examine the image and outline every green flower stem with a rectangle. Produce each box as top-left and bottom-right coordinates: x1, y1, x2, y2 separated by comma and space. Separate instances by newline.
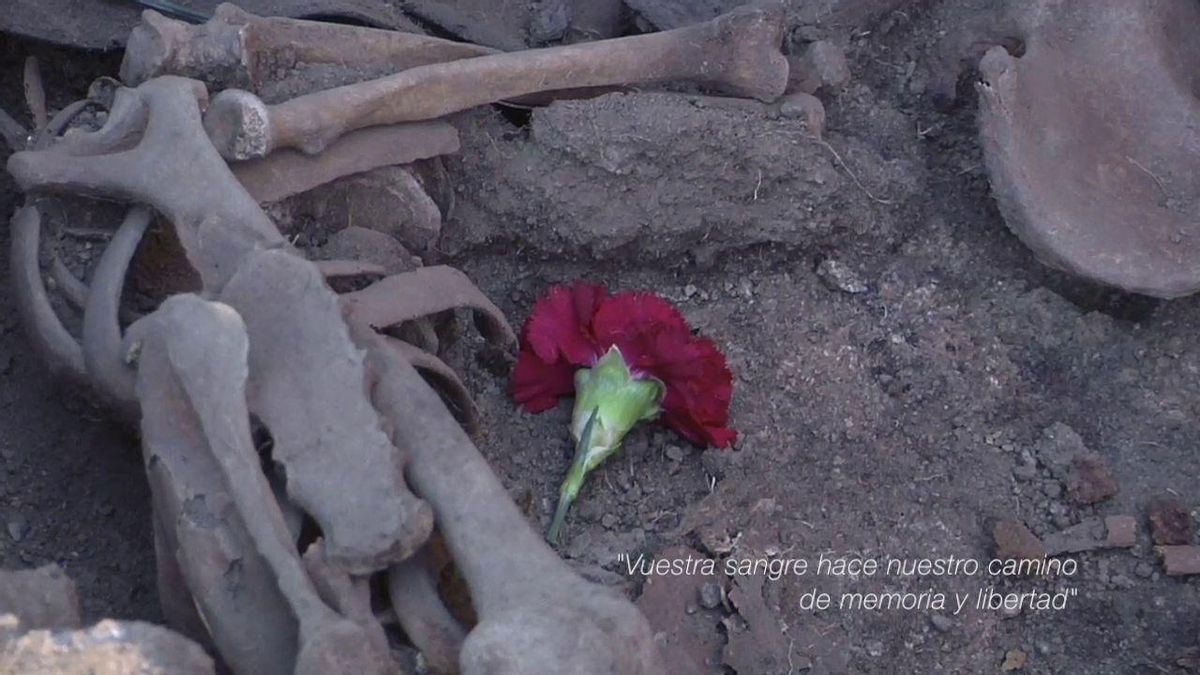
547, 407, 598, 544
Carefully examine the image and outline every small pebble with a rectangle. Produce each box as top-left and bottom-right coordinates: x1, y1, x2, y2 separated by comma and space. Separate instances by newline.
601, 513, 618, 529
817, 260, 868, 294
665, 445, 685, 462
1135, 562, 1154, 578
7, 517, 28, 542
930, 614, 954, 632
865, 640, 884, 657
698, 581, 722, 609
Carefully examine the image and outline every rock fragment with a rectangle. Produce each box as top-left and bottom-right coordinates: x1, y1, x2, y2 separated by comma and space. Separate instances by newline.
634, 546, 723, 674
0, 565, 81, 631
788, 41, 850, 94
817, 259, 868, 294
1148, 498, 1194, 545
1042, 516, 1136, 555
777, 92, 826, 137
0, 619, 215, 674
993, 520, 1046, 560
1065, 455, 1118, 505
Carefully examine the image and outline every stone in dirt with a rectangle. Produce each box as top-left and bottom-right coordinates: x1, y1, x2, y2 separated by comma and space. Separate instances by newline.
1001, 648, 1028, 671
1156, 546, 1200, 576
1042, 516, 1136, 556
789, 41, 851, 94
723, 573, 792, 674
0, 564, 81, 631
0, 619, 215, 674
1065, 456, 1118, 505
817, 259, 869, 294
634, 545, 724, 674
993, 520, 1046, 560
1147, 498, 1194, 545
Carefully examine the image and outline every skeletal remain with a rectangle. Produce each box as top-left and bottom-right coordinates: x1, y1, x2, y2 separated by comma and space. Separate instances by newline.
204, 4, 789, 159
9, 77, 435, 572
81, 206, 151, 419
129, 294, 389, 675
121, 4, 496, 91
338, 265, 518, 432
219, 249, 434, 572
302, 540, 390, 660
387, 549, 467, 675
366, 338, 666, 675
232, 121, 459, 203
9, 207, 87, 385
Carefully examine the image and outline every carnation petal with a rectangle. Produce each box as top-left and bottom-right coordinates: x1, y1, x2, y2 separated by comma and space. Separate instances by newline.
524, 282, 608, 367
511, 348, 577, 413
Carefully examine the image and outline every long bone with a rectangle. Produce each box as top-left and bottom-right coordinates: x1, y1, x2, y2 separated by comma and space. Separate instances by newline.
218, 248, 434, 572
203, 4, 789, 159
8, 77, 435, 571
364, 336, 666, 675
128, 295, 389, 675
121, 4, 496, 90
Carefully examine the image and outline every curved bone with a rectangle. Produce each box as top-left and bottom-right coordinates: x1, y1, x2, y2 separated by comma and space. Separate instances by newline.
203, 5, 789, 158
130, 294, 389, 675
151, 511, 211, 649
364, 337, 666, 675
387, 549, 467, 675
122, 4, 496, 89
50, 255, 89, 311
218, 248, 434, 572
340, 266, 517, 352
9, 206, 87, 384
383, 336, 480, 434
23, 57, 48, 130
82, 206, 152, 417
232, 122, 459, 203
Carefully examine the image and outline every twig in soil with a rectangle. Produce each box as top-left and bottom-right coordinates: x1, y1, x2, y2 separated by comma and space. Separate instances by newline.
23, 57, 48, 130
811, 137, 894, 205
0, 106, 28, 150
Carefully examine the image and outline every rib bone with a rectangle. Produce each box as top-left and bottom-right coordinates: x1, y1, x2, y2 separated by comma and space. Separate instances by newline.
203, 4, 788, 159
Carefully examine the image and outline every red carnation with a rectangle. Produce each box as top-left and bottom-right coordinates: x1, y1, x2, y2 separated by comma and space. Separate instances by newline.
510, 281, 736, 541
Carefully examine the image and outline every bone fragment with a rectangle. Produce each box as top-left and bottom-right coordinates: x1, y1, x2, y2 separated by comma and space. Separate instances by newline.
23, 57, 48, 131
204, 5, 789, 159
1157, 546, 1200, 576
9, 207, 87, 384
233, 122, 458, 203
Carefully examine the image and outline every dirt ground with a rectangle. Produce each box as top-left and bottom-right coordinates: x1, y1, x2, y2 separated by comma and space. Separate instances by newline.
1, 1, 1198, 674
